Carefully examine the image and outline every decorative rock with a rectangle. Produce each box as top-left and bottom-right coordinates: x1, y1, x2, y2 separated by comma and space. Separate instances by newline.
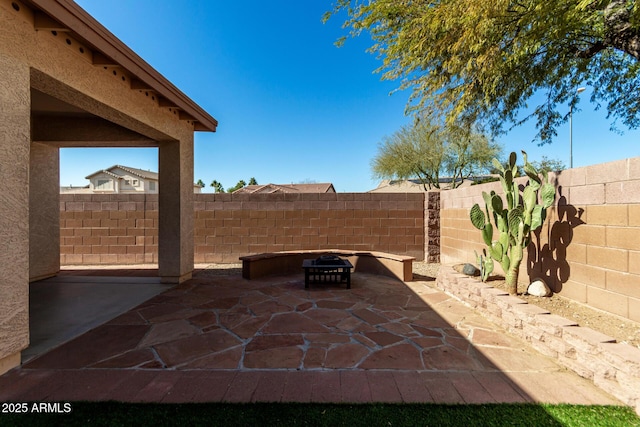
527, 278, 552, 297
453, 263, 480, 276
462, 263, 480, 276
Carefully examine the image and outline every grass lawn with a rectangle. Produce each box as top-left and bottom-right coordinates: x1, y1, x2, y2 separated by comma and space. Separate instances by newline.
1, 402, 638, 426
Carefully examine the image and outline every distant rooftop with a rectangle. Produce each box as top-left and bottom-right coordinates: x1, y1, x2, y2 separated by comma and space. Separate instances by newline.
233, 183, 336, 194
370, 177, 494, 193
85, 165, 158, 180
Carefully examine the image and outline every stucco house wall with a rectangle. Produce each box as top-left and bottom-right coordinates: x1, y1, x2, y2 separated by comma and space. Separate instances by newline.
88, 168, 156, 194
0, 0, 216, 375
63, 165, 204, 194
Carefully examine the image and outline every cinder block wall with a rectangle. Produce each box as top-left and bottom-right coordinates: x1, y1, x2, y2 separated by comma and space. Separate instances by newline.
194, 193, 425, 263
60, 194, 158, 265
440, 157, 640, 323
60, 193, 425, 265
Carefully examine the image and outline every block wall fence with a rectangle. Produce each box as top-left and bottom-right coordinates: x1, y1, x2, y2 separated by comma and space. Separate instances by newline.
60, 193, 427, 265
59, 157, 640, 323
439, 157, 640, 324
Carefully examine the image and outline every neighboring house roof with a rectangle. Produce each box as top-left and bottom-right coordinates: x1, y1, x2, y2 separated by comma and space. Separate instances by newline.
85, 165, 158, 180
233, 183, 336, 194
26, 0, 217, 132
83, 165, 205, 189
370, 177, 494, 193
61, 185, 90, 189
369, 179, 429, 193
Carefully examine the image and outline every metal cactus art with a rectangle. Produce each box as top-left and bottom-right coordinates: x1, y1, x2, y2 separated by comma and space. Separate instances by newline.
470, 151, 555, 294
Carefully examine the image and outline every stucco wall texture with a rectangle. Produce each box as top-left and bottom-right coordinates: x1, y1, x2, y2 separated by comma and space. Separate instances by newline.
440, 157, 640, 324
60, 193, 426, 264
1, 0, 215, 372
0, 50, 30, 372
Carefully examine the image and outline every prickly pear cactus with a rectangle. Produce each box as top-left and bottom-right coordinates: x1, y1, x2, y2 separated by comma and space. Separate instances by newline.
470, 151, 555, 294
475, 249, 493, 282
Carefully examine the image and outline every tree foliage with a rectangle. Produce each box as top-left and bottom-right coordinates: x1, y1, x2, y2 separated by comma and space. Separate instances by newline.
530, 156, 567, 173
326, 0, 640, 143
371, 121, 501, 190
227, 180, 247, 193
210, 180, 225, 193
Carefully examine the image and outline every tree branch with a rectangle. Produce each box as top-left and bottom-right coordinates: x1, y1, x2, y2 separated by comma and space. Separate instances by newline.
574, 41, 607, 58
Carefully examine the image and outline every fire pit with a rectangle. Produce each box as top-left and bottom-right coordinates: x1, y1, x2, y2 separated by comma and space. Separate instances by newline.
302, 255, 353, 289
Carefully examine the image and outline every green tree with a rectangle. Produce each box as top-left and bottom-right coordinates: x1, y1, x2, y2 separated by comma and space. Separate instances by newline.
326, 1, 640, 143
210, 180, 225, 193
248, 177, 258, 185
372, 121, 445, 190
196, 179, 205, 188
444, 126, 503, 187
372, 121, 501, 190
227, 180, 247, 193
530, 156, 567, 173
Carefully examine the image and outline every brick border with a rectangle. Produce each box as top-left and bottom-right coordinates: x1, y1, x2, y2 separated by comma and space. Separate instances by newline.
436, 266, 640, 414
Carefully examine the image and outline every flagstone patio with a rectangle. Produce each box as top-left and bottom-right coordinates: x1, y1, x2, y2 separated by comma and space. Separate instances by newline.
0, 267, 622, 405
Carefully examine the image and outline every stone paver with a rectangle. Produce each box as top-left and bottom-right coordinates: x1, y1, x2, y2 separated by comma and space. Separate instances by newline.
0, 269, 624, 407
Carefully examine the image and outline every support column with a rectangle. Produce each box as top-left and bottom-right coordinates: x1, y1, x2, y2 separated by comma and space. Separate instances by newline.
29, 142, 60, 281
0, 58, 30, 374
158, 137, 194, 283
425, 191, 441, 263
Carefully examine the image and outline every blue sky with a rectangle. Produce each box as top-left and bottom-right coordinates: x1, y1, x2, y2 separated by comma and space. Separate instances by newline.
61, 1, 639, 192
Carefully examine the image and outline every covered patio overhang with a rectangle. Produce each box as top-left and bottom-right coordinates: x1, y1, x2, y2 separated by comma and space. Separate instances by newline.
0, 0, 218, 374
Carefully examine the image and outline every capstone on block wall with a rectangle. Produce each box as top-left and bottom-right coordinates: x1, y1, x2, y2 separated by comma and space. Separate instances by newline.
60, 192, 425, 265
439, 157, 640, 323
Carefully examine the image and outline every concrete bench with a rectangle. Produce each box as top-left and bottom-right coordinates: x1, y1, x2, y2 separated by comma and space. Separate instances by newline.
239, 249, 414, 282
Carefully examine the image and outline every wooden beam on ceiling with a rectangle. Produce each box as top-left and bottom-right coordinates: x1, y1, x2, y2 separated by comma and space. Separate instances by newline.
34, 11, 69, 31
130, 78, 154, 90
32, 115, 156, 146
157, 97, 178, 108
178, 111, 195, 121
193, 122, 209, 131
92, 51, 119, 66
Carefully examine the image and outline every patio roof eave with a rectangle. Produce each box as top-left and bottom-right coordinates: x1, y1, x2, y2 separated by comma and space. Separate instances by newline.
25, 0, 218, 133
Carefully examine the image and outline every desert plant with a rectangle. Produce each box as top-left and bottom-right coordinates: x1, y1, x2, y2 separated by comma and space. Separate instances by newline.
470, 151, 555, 294
475, 249, 493, 282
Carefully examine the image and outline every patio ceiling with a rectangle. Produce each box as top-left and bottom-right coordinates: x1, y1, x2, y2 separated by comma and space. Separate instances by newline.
31, 89, 158, 147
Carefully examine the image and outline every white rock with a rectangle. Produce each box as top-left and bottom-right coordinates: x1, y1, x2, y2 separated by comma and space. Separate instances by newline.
527, 278, 552, 297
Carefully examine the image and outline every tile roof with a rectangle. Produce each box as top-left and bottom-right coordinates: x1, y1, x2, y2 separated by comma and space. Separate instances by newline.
369, 177, 494, 192
85, 165, 158, 180
233, 183, 336, 194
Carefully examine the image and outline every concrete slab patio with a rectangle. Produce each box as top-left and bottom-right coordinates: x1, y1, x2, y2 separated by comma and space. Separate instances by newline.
24, 274, 171, 363
0, 266, 622, 406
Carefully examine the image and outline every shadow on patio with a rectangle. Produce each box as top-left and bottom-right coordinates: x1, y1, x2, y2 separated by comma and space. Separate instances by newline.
0, 267, 620, 408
